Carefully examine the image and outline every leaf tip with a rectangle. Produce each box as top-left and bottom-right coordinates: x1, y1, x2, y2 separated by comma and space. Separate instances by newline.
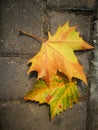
48, 31, 52, 39
81, 42, 94, 50
66, 20, 70, 25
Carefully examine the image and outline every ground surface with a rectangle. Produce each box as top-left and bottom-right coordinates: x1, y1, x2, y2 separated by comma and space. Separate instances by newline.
0, 0, 98, 130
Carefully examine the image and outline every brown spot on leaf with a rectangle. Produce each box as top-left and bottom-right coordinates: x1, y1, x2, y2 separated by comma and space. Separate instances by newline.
46, 95, 52, 102
59, 104, 62, 109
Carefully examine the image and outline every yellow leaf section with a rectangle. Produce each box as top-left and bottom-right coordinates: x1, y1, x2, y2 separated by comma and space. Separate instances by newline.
48, 21, 94, 51
24, 72, 80, 118
27, 21, 94, 85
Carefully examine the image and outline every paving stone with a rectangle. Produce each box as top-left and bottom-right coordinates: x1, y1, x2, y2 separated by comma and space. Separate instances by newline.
0, 56, 36, 100
0, 0, 97, 130
88, 99, 98, 130
88, 9, 98, 130
48, 11, 92, 42
0, 101, 87, 130
47, 0, 96, 10
0, 0, 44, 55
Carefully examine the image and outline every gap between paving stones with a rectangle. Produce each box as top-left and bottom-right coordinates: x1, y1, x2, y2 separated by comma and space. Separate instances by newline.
0, 1, 97, 129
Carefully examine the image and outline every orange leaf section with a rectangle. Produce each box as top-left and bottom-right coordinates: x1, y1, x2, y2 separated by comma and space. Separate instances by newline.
24, 72, 79, 118
27, 21, 94, 85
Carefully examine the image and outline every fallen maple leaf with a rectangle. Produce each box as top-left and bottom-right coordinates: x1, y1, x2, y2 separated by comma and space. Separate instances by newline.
27, 21, 94, 85
24, 72, 79, 118
22, 21, 94, 118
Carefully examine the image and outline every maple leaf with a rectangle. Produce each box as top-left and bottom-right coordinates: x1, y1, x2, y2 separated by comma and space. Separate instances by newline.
22, 21, 94, 118
24, 72, 79, 118
27, 21, 94, 85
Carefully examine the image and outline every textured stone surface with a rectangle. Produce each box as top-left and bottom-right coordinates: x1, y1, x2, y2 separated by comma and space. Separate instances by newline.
0, 101, 87, 130
87, 9, 98, 130
0, 56, 36, 100
47, 0, 96, 10
88, 99, 98, 130
48, 11, 92, 41
0, 0, 97, 130
0, 0, 43, 55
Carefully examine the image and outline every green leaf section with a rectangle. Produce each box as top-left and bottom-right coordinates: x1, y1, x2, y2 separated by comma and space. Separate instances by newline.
49, 82, 79, 117
24, 73, 79, 118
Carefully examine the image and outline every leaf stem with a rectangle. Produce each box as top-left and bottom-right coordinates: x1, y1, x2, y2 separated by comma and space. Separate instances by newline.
19, 30, 45, 43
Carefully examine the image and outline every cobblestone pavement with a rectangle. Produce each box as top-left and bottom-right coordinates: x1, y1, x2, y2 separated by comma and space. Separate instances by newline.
0, 0, 98, 130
